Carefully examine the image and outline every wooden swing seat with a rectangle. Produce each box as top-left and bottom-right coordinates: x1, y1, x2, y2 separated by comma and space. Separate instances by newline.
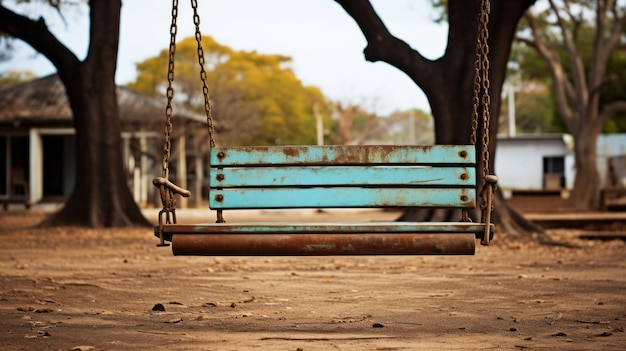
154, 144, 495, 256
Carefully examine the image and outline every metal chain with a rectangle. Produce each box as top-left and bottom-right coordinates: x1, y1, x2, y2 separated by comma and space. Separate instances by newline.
161, 0, 179, 178
469, 1, 483, 147
190, 0, 223, 223
479, 0, 491, 181
154, 0, 180, 246
469, 0, 492, 215
478, 0, 493, 216
191, 0, 217, 148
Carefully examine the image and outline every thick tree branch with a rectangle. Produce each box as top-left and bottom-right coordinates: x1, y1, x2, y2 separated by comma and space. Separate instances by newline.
333, 0, 435, 89
0, 4, 78, 74
599, 101, 626, 127
593, 3, 626, 71
589, 74, 618, 101
524, 11, 576, 131
588, 1, 625, 127
548, 0, 587, 110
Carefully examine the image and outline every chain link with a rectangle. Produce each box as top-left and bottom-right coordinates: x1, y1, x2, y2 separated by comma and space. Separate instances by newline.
469, 4, 482, 146
161, 0, 179, 179
191, 0, 217, 148
469, 0, 492, 216
479, 0, 491, 178
478, 0, 492, 216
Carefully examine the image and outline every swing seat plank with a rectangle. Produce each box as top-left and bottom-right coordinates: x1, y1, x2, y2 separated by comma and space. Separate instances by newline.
209, 145, 476, 209
210, 145, 473, 166
213, 166, 473, 187
211, 188, 475, 209
155, 145, 494, 255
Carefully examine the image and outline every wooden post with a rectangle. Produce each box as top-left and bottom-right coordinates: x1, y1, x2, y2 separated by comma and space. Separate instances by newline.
140, 136, 149, 206
314, 104, 324, 146
195, 154, 203, 208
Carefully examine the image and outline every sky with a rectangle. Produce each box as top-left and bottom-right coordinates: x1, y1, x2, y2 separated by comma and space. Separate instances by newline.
0, 0, 449, 114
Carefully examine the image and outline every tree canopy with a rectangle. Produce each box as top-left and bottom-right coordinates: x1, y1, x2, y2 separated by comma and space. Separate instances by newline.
128, 36, 332, 146
0, 69, 36, 88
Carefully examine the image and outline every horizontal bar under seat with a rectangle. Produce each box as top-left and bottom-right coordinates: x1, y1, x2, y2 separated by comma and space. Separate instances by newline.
170, 233, 477, 256
209, 187, 476, 209
211, 166, 475, 187
210, 145, 475, 166
154, 222, 493, 242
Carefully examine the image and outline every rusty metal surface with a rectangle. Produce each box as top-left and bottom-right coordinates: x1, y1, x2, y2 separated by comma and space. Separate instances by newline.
171, 233, 476, 256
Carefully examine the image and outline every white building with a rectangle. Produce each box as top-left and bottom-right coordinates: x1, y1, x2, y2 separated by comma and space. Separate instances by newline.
496, 133, 626, 197
495, 134, 575, 197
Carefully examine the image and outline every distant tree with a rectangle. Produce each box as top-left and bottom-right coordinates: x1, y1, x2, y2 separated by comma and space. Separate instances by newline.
0, 70, 36, 88
511, 14, 626, 136
128, 36, 327, 146
333, 103, 433, 145
335, 102, 376, 145
519, 0, 626, 209
0, 1, 149, 227
386, 109, 435, 145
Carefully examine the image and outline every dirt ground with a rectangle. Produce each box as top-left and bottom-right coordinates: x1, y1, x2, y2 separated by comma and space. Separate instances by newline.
1, 197, 625, 351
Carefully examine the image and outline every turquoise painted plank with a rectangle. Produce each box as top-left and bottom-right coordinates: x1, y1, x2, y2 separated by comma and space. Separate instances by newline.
210, 145, 475, 166
209, 187, 475, 209
159, 222, 493, 234
211, 166, 475, 187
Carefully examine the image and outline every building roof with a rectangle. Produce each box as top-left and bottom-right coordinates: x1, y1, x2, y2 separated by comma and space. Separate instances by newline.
0, 74, 207, 127
497, 133, 568, 142
497, 133, 574, 153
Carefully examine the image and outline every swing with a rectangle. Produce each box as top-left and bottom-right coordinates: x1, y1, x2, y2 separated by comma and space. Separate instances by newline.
153, 0, 497, 256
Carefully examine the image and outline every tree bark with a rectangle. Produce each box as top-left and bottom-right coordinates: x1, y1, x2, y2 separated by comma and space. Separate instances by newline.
336, 0, 543, 239
569, 126, 602, 210
0, 1, 150, 227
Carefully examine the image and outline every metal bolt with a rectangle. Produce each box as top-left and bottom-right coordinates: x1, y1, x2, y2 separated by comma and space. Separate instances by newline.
460, 173, 468, 180
216, 174, 225, 181
215, 194, 224, 202
460, 195, 468, 202
217, 151, 225, 159
459, 150, 468, 158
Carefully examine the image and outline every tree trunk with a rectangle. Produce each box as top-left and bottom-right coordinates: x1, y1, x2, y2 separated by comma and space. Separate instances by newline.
336, 0, 543, 239
435, 0, 544, 239
568, 127, 601, 210
336, 0, 541, 237
44, 1, 149, 227
0, 1, 150, 227
41, 70, 150, 227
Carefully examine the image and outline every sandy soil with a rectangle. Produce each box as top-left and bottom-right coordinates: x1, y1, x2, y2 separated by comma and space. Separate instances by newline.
1, 200, 625, 351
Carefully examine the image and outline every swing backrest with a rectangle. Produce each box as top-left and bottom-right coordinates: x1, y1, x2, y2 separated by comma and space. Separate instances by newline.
208, 145, 476, 210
